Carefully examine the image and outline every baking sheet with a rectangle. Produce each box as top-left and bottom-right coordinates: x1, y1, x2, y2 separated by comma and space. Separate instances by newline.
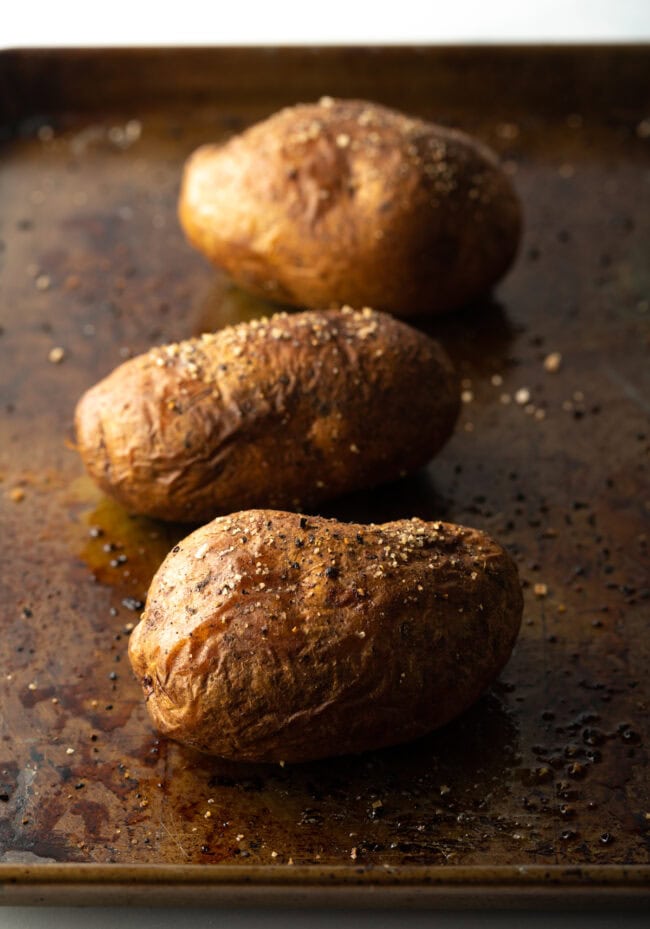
0, 46, 648, 906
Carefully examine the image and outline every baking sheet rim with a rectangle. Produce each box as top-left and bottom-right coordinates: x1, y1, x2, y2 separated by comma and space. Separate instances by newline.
1, 862, 649, 890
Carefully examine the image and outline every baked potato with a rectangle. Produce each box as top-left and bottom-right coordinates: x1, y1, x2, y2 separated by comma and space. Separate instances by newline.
75, 308, 459, 523
128, 509, 523, 763
179, 97, 521, 316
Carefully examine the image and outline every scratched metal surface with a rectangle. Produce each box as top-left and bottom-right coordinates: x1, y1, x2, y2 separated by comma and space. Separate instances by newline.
0, 48, 648, 897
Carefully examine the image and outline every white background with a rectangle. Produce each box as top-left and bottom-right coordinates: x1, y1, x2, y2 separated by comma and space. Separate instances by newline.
3, 0, 649, 925
3, 0, 650, 46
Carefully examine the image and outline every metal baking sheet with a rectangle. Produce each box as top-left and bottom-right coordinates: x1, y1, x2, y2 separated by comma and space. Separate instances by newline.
0, 46, 648, 906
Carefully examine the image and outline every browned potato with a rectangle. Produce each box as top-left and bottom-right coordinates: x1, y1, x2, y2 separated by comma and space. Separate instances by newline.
74, 308, 459, 523
128, 510, 523, 763
179, 97, 521, 316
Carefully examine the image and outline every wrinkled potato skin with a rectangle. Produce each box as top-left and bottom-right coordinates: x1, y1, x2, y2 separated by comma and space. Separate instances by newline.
179, 98, 521, 316
128, 510, 523, 763
75, 308, 459, 523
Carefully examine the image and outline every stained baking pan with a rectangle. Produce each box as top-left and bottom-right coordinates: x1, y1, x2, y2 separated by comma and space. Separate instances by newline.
0, 46, 648, 907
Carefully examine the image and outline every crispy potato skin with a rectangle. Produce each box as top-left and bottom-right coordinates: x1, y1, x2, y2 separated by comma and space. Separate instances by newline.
74, 308, 459, 523
128, 510, 523, 763
179, 98, 521, 316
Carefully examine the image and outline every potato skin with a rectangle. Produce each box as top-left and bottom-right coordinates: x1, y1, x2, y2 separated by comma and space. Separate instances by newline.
74, 308, 459, 523
128, 510, 522, 763
179, 98, 521, 316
